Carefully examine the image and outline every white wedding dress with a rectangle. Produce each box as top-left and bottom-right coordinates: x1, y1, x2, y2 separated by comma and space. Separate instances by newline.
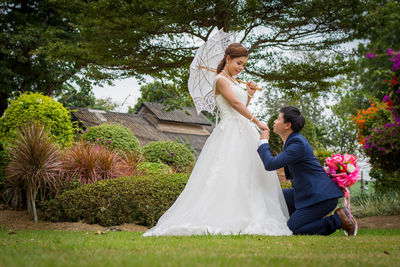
143, 74, 292, 236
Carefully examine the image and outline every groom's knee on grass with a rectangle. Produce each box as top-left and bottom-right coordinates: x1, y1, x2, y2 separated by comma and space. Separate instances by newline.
287, 219, 302, 234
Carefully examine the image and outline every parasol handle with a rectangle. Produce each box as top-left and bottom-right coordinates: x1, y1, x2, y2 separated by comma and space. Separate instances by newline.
199, 66, 262, 91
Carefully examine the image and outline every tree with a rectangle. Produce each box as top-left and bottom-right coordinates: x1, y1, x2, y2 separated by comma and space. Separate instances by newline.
348, 0, 400, 106
128, 81, 194, 113
2, 0, 372, 117
52, 0, 368, 110
5, 121, 61, 222
0, 0, 117, 116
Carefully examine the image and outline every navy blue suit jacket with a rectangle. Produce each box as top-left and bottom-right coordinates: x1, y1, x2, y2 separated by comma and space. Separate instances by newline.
257, 132, 343, 209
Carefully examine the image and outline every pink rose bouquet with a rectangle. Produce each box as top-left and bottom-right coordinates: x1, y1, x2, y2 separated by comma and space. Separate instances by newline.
324, 153, 360, 235
324, 154, 361, 197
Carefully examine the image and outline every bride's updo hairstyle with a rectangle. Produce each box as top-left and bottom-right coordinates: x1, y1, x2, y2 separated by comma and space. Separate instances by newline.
216, 43, 249, 73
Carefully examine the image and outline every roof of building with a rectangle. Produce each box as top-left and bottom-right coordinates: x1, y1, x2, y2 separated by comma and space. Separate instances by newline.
69, 106, 214, 154
137, 102, 212, 126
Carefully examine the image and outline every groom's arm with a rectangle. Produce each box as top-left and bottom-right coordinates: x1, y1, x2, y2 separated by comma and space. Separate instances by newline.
257, 139, 304, 171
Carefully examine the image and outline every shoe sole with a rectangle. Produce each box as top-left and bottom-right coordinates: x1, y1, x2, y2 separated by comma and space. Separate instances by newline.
342, 208, 357, 236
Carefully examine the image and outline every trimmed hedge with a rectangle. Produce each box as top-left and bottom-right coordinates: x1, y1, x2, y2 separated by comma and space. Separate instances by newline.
41, 173, 189, 227
142, 140, 195, 172
0, 92, 75, 146
138, 162, 172, 175
82, 123, 141, 153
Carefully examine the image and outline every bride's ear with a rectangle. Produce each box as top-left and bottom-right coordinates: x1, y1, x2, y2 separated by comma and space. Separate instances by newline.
226, 55, 231, 65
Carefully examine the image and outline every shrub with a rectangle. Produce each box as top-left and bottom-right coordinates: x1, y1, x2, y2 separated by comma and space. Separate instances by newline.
82, 123, 141, 153
61, 141, 133, 184
142, 140, 195, 172
363, 123, 400, 173
352, 101, 392, 145
138, 162, 173, 175
41, 173, 189, 227
0, 139, 9, 205
370, 168, 400, 194
0, 92, 75, 146
314, 147, 334, 166
119, 150, 144, 177
351, 191, 400, 217
5, 121, 61, 222
357, 57, 400, 194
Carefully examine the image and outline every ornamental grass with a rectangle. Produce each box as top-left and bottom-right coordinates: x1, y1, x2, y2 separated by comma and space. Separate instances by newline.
5, 121, 62, 222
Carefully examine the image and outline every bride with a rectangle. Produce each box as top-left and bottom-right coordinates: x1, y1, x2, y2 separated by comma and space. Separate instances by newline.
143, 43, 292, 236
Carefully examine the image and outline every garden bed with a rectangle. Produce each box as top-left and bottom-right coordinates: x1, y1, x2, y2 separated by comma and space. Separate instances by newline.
1, 210, 399, 232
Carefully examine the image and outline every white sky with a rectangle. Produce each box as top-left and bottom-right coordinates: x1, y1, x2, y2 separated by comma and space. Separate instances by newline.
92, 77, 142, 113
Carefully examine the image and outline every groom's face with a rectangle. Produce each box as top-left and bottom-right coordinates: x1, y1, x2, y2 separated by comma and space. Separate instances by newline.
273, 113, 291, 134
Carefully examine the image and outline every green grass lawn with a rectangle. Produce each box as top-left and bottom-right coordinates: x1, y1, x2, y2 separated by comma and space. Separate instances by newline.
0, 229, 399, 267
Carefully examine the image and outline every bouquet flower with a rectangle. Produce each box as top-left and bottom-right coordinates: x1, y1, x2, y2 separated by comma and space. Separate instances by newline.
324, 153, 360, 235
324, 154, 361, 197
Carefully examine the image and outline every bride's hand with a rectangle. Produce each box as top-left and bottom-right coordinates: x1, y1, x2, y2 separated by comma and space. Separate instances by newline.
256, 121, 269, 131
246, 80, 257, 97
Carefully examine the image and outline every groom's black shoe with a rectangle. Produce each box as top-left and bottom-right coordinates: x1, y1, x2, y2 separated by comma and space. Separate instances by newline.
335, 207, 356, 236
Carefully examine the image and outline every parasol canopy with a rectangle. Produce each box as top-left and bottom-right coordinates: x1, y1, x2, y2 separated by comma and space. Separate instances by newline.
188, 29, 237, 114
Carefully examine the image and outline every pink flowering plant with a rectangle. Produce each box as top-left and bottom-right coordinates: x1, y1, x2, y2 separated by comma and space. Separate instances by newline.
324, 154, 361, 197
363, 49, 400, 173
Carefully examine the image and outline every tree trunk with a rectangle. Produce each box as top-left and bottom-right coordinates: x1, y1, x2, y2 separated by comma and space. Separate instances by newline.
31, 190, 38, 223
26, 187, 38, 223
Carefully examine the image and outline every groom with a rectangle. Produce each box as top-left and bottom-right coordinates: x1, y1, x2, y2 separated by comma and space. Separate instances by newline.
257, 106, 356, 236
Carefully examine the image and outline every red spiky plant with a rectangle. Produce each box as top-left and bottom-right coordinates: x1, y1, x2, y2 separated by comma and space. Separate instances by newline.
5, 121, 61, 222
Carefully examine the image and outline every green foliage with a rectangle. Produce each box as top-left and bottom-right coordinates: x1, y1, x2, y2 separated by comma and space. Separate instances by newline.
51, 0, 368, 109
370, 169, 400, 194
352, 1, 400, 100
142, 140, 195, 172
128, 81, 194, 114
267, 114, 283, 155
138, 162, 172, 175
0, 92, 75, 146
0, 139, 9, 203
351, 191, 400, 217
175, 137, 196, 156
41, 173, 189, 227
82, 123, 141, 153
0, 0, 115, 117
314, 148, 334, 166
301, 117, 318, 148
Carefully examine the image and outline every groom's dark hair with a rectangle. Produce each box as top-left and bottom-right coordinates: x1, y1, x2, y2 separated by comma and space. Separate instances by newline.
280, 106, 305, 132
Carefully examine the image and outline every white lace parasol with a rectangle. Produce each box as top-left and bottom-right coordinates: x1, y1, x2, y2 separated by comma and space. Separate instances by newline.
188, 29, 237, 114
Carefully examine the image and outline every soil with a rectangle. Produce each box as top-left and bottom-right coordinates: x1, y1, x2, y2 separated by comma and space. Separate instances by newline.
0, 210, 148, 232
0, 210, 399, 232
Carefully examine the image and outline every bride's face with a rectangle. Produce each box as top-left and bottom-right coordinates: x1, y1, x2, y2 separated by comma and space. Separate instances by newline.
227, 56, 248, 76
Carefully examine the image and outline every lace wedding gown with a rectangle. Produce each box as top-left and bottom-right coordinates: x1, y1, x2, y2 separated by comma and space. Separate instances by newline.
143, 74, 292, 236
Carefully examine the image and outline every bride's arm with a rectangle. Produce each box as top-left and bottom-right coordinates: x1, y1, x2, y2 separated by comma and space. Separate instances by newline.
216, 78, 266, 129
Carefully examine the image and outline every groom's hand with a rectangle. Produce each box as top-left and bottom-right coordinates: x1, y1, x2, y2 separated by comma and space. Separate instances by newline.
260, 127, 270, 141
